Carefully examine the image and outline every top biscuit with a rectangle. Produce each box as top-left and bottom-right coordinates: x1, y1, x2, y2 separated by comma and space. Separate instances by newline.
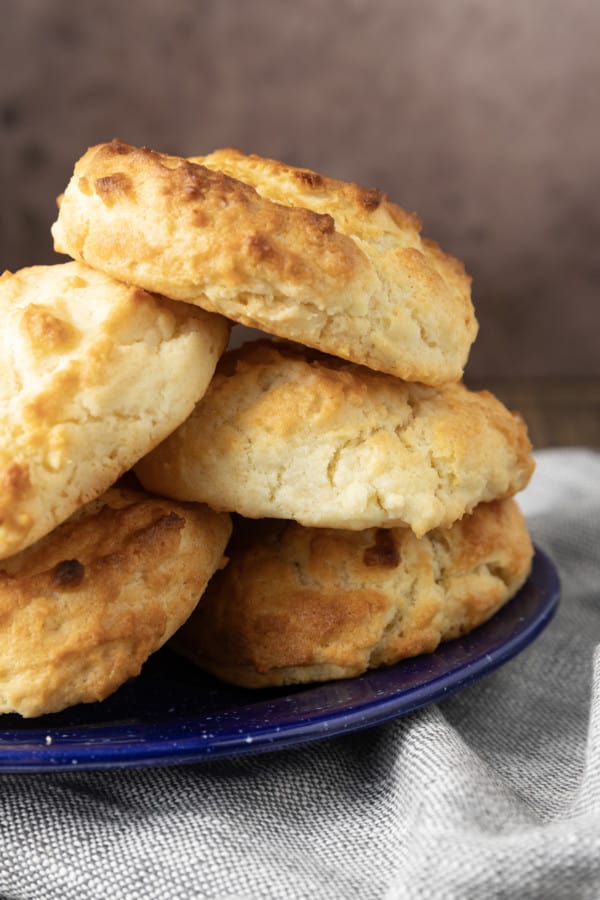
0, 261, 229, 559
52, 140, 477, 385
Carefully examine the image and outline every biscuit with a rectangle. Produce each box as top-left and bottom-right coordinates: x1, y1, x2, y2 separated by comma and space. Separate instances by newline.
0, 261, 229, 560
0, 486, 231, 717
52, 140, 477, 384
135, 341, 534, 536
173, 499, 532, 688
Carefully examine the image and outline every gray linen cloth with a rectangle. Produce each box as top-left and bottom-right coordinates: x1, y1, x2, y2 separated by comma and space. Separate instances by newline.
1, 448, 599, 899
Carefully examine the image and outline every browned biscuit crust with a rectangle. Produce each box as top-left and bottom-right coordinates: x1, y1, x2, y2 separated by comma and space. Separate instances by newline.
173, 499, 532, 687
52, 140, 476, 384
0, 486, 231, 717
0, 261, 229, 559
135, 341, 534, 536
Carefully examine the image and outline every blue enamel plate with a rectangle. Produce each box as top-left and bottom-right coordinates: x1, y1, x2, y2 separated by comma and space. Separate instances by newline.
0, 545, 559, 772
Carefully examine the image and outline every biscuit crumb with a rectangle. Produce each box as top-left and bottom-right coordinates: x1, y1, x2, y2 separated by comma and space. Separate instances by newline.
52, 559, 85, 588
3, 463, 30, 497
95, 172, 134, 202
363, 530, 400, 568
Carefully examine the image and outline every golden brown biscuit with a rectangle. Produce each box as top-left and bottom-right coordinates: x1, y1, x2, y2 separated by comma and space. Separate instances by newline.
0, 261, 229, 560
173, 499, 532, 687
52, 140, 476, 384
0, 486, 231, 717
135, 341, 534, 537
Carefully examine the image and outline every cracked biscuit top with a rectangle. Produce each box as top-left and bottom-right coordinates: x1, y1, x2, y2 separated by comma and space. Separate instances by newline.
172, 498, 533, 688
0, 261, 229, 559
52, 140, 477, 385
135, 341, 534, 536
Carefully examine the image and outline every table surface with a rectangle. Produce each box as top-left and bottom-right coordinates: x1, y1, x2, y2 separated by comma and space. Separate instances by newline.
464, 378, 600, 449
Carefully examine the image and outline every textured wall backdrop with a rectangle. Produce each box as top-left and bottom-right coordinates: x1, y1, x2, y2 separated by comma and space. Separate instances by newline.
1, 0, 598, 377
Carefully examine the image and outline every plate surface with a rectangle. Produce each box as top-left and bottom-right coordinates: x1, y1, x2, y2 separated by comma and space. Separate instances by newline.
0, 546, 559, 772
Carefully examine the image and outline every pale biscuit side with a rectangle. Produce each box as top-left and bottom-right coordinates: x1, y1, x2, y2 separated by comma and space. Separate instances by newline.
135, 342, 535, 536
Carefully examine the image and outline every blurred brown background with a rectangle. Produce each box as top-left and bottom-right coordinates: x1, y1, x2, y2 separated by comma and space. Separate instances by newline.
1, 0, 599, 440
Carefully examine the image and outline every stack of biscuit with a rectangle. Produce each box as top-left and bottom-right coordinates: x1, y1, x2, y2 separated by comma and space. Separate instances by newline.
0, 140, 534, 715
